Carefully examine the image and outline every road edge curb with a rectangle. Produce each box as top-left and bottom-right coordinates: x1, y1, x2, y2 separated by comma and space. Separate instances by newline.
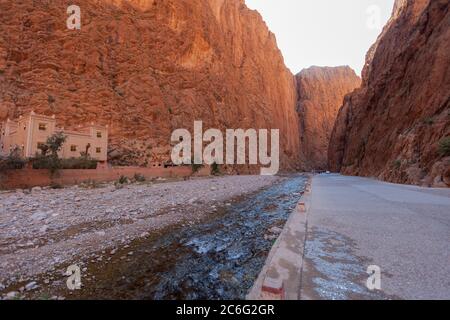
247, 174, 313, 300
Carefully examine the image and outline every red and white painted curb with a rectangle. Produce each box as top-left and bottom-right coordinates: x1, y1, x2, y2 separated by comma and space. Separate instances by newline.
247, 175, 313, 300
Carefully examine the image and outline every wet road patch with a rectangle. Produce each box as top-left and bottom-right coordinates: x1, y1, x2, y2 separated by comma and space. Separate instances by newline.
301, 226, 393, 300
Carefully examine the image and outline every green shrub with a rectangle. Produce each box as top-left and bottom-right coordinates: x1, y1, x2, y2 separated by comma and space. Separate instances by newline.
114, 175, 129, 189
61, 157, 98, 169
32, 154, 61, 174
33, 156, 97, 170
118, 175, 129, 185
0, 147, 26, 171
423, 117, 434, 125
80, 179, 100, 189
438, 137, 450, 157
134, 173, 146, 182
393, 159, 401, 169
211, 162, 220, 175
191, 163, 204, 173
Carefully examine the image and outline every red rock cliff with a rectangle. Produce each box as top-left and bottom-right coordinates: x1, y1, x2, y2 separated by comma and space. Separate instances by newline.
296, 66, 360, 171
0, 0, 300, 169
328, 0, 450, 187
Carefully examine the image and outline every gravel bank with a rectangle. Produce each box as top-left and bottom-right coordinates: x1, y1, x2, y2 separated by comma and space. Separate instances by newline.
0, 175, 279, 293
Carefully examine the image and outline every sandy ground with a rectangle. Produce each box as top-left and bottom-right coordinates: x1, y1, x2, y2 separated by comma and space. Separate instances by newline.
0, 175, 279, 298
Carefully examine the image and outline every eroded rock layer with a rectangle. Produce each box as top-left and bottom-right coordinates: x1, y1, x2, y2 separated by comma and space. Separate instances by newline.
328, 0, 450, 187
0, 0, 300, 169
296, 66, 360, 171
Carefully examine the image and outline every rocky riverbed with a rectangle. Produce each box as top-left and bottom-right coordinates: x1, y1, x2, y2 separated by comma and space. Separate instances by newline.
60, 175, 306, 300
0, 175, 288, 299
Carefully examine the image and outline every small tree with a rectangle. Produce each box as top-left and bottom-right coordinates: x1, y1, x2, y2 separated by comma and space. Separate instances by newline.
81, 143, 91, 160
46, 132, 67, 157
32, 132, 67, 175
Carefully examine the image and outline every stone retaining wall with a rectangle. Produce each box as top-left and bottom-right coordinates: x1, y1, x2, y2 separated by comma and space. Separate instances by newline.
0, 166, 210, 190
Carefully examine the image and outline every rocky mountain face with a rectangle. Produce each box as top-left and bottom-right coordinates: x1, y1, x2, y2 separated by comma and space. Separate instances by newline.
0, 0, 300, 170
296, 66, 360, 171
329, 0, 450, 187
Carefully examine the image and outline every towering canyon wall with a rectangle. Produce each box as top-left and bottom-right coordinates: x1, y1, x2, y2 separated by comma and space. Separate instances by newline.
296, 66, 360, 171
0, 0, 300, 169
329, 0, 450, 187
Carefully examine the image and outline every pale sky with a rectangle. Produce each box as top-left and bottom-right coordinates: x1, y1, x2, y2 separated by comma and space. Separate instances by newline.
245, 0, 395, 75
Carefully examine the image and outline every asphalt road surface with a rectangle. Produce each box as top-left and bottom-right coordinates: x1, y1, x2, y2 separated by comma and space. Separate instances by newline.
300, 174, 450, 300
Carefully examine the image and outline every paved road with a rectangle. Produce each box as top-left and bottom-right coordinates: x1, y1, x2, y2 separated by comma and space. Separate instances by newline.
300, 174, 450, 300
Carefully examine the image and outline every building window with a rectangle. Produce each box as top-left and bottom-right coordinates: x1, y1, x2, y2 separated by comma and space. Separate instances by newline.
70, 145, 77, 152
97, 131, 102, 138
39, 123, 47, 131
96, 147, 101, 153
37, 142, 46, 150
